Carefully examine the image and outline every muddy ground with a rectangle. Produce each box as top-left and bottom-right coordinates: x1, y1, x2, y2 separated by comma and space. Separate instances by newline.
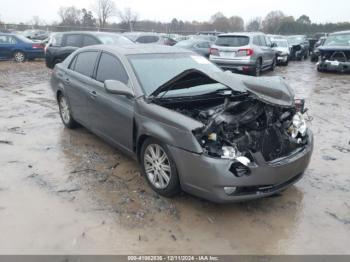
0, 60, 349, 255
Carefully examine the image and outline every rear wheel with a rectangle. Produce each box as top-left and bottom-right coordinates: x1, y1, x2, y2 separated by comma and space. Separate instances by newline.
252, 59, 262, 77
13, 51, 26, 62
58, 93, 78, 129
140, 138, 181, 197
270, 57, 277, 71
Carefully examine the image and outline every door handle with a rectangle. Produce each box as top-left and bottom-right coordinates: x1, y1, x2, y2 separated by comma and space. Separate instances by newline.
89, 90, 98, 99
64, 78, 70, 85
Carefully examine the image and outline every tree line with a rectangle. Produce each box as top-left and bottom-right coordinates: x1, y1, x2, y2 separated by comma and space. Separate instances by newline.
1, 0, 350, 35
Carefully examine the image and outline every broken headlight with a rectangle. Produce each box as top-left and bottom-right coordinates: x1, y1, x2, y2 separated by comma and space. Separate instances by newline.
289, 112, 307, 138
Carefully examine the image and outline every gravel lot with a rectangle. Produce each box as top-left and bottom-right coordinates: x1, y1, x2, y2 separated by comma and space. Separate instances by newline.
0, 60, 349, 254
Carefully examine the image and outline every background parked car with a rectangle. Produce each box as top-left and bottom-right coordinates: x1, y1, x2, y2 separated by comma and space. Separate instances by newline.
45, 31, 133, 69
0, 33, 44, 62
317, 30, 350, 73
22, 29, 49, 40
123, 32, 177, 46
209, 32, 277, 76
271, 38, 290, 66
311, 36, 327, 62
287, 35, 310, 60
174, 39, 213, 57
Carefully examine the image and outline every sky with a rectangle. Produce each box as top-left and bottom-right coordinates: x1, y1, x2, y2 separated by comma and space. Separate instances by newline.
0, 0, 349, 24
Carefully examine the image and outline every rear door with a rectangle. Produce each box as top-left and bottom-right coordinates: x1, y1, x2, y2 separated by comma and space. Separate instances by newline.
258, 35, 273, 66
88, 52, 134, 152
64, 51, 99, 126
0, 35, 16, 59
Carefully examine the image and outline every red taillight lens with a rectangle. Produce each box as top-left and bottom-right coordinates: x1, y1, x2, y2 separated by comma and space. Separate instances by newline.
237, 48, 254, 56
210, 48, 219, 56
32, 43, 44, 49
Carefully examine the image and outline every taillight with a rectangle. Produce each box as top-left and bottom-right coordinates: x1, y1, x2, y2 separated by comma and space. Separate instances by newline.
210, 48, 219, 56
32, 43, 44, 49
237, 48, 254, 56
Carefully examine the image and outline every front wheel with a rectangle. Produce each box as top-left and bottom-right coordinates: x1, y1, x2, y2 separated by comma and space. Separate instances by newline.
13, 51, 26, 62
140, 138, 181, 197
58, 94, 78, 129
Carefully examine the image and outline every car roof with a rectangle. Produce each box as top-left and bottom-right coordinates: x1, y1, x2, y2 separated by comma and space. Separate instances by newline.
81, 44, 192, 55
55, 31, 123, 36
330, 30, 350, 35
218, 32, 264, 37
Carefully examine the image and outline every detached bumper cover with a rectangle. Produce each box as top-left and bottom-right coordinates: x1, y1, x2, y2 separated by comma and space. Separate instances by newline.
169, 130, 313, 203
318, 60, 350, 72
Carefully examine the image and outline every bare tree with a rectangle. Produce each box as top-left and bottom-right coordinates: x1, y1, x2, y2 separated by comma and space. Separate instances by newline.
93, 0, 116, 28
246, 17, 262, 32
118, 8, 138, 31
58, 6, 82, 26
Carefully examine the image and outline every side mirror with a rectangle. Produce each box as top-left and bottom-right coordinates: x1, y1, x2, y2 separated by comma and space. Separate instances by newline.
271, 43, 277, 48
104, 80, 133, 97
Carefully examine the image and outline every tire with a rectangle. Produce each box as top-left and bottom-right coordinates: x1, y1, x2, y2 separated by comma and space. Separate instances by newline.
58, 93, 78, 129
283, 59, 289, 66
252, 59, 262, 77
270, 57, 276, 71
13, 51, 26, 63
140, 138, 181, 197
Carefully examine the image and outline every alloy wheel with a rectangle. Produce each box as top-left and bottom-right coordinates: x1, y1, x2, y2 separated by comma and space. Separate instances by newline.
59, 96, 71, 124
14, 52, 25, 63
143, 144, 171, 189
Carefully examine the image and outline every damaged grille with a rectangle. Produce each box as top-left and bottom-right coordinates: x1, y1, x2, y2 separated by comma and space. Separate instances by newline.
157, 93, 308, 163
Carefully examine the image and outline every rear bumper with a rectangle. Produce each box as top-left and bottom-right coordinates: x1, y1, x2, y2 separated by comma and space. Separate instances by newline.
317, 60, 350, 72
169, 130, 313, 203
210, 58, 255, 73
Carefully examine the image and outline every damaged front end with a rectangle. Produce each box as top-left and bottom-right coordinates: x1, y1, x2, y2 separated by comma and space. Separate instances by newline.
159, 93, 309, 172
317, 47, 350, 73
150, 69, 310, 173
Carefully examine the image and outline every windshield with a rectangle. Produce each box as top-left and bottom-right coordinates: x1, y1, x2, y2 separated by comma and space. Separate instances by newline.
128, 53, 225, 97
215, 36, 249, 47
324, 34, 350, 47
288, 36, 304, 45
96, 34, 133, 45
274, 40, 288, 47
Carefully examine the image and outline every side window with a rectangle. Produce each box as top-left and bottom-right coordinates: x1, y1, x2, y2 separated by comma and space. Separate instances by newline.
259, 35, 267, 46
265, 37, 272, 47
73, 51, 99, 77
65, 34, 82, 47
83, 36, 100, 46
96, 53, 129, 84
0, 35, 16, 44
253, 36, 260, 46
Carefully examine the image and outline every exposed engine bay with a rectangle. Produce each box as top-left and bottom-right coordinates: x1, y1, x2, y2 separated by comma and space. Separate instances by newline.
156, 93, 308, 163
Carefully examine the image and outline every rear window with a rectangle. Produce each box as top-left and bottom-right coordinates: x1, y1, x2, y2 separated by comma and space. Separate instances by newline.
50, 34, 63, 47
137, 36, 159, 44
215, 36, 249, 47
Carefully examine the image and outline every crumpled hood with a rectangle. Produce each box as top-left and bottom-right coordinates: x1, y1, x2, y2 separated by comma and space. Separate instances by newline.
150, 69, 295, 107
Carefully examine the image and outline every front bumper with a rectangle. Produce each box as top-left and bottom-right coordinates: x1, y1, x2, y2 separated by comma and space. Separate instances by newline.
277, 55, 288, 64
317, 60, 350, 73
169, 130, 313, 203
